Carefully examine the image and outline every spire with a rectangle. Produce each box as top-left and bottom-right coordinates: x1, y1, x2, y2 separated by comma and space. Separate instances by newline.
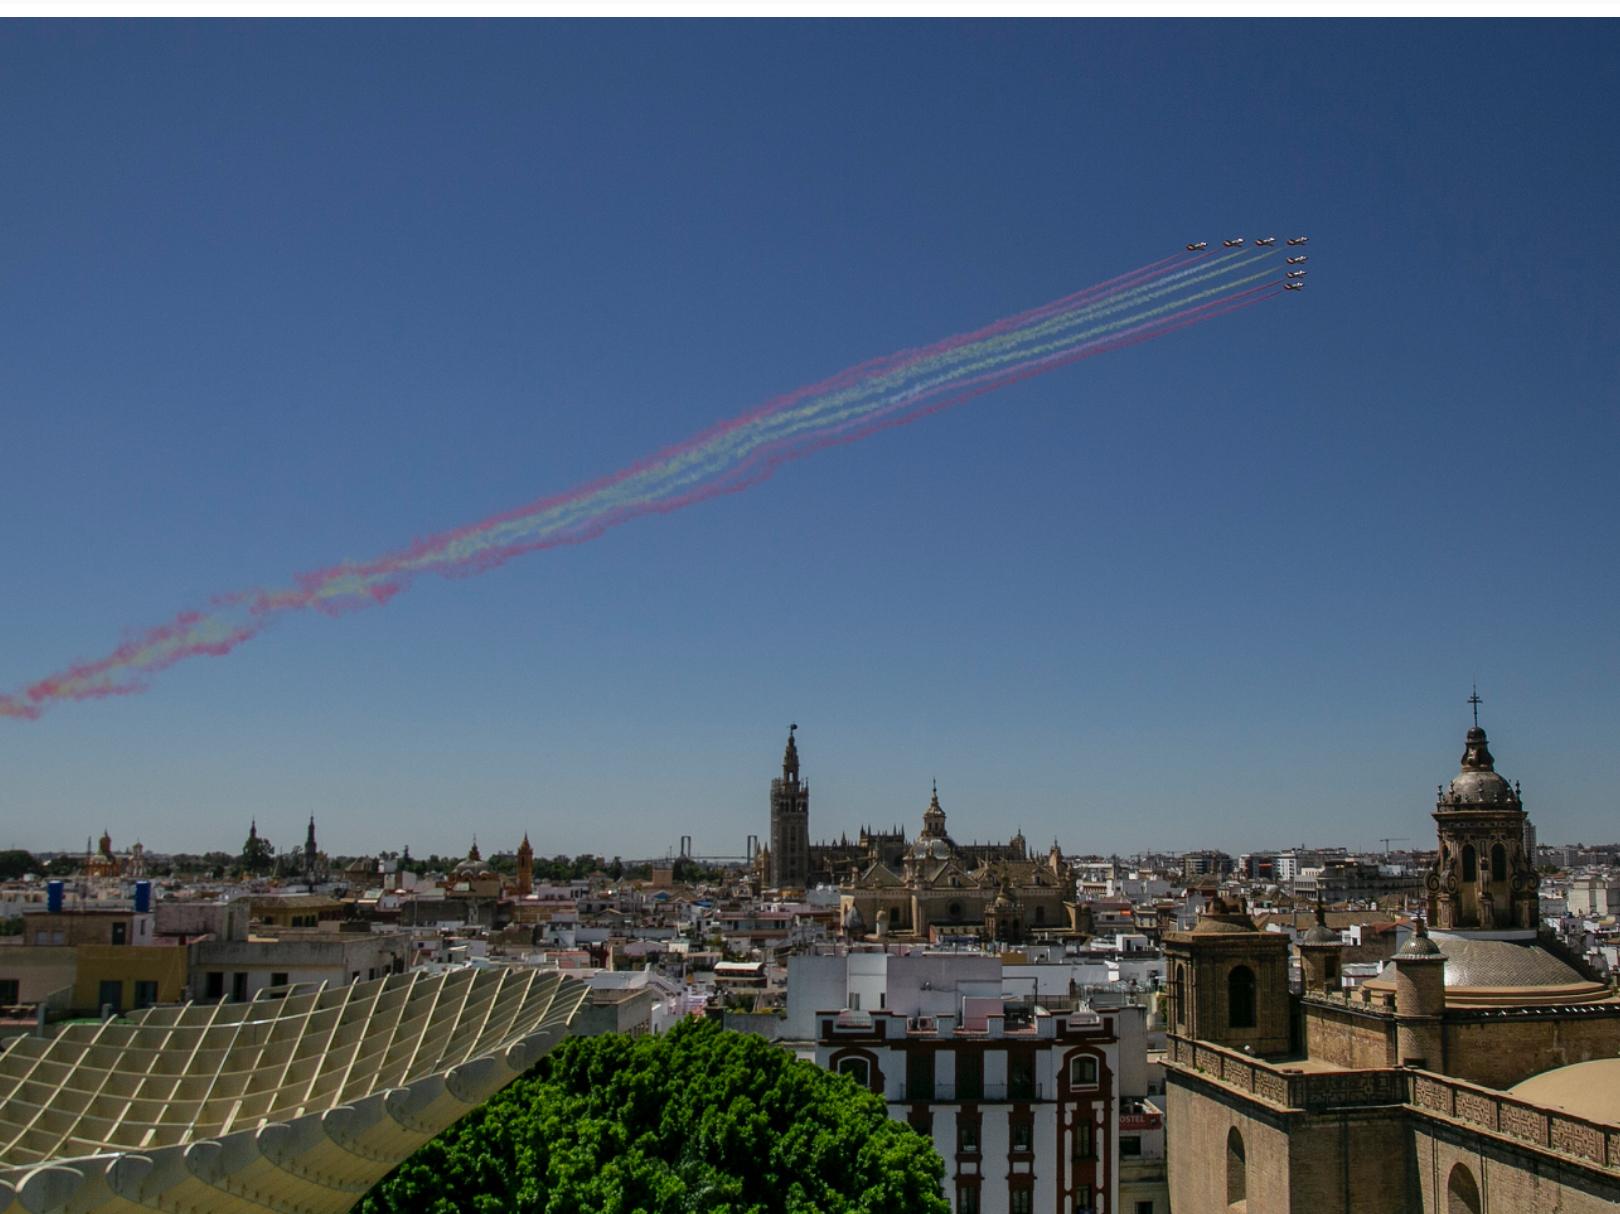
782, 723, 800, 781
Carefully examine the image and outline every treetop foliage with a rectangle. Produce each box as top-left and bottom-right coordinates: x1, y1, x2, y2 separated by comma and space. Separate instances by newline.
358, 1018, 947, 1214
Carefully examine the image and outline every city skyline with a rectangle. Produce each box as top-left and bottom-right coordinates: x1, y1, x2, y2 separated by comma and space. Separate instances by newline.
2, 21, 1616, 856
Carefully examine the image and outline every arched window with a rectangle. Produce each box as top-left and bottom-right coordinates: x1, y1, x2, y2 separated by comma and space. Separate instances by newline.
836, 1056, 870, 1088
1491, 843, 1507, 882
1070, 1054, 1098, 1087
1226, 1127, 1247, 1208
1446, 1163, 1481, 1214
1461, 845, 1477, 883
1228, 965, 1257, 1030
1174, 964, 1188, 1028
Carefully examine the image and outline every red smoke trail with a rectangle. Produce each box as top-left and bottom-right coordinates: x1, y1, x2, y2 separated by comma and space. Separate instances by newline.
297, 251, 1207, 598
0, 257, 1282, 721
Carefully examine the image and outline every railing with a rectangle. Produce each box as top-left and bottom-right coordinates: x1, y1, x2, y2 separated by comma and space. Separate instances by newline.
1410, 1071, 1620, 1171
1167, 1036, 1620, 1173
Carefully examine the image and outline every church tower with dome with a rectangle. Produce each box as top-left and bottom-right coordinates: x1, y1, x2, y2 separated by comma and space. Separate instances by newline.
1426, 706, 1539, 931
1164, 702, 1620, 1214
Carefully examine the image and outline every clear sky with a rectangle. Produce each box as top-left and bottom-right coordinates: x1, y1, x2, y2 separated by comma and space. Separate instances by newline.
2, 20, 1616, 863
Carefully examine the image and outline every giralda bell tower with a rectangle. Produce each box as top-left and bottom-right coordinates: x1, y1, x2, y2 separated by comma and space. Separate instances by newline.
769, 724, 810, 890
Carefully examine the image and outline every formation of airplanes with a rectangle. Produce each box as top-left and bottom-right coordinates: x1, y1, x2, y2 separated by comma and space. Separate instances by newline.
1187, 234, 1308, 251
1183, 234, 1313, 292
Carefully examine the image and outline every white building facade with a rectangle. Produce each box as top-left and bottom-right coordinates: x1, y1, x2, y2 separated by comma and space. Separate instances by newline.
814, 1002, 1127, 1214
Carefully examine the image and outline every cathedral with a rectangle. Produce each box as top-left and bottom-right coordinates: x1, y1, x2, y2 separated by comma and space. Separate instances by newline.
1163, 714, 1620, 1212
760, 726, 1072, 942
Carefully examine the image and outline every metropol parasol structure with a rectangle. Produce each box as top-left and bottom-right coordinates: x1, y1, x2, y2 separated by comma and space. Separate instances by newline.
0, 966, 586, 1214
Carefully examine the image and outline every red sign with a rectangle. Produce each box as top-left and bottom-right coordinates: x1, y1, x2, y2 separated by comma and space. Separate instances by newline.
1119, 1113, 1162, 1131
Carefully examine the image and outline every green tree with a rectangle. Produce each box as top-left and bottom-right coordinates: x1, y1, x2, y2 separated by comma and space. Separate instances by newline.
358, 1018, 947, 1214
0, 850, 39, 881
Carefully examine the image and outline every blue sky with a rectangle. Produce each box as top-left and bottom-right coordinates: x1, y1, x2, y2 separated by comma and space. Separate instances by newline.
2, 20, 1616, 861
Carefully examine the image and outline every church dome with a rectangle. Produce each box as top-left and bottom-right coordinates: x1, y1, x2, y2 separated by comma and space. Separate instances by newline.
1509, 1059, 1620, 1125
1302, 921, 1341, 946
1438, 726, 1519, 809
1366, 933, 1613, 1008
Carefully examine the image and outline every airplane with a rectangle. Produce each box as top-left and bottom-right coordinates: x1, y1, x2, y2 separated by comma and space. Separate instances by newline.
1286, 269, 1307, 279
1186, 241, 1208, 251
1254, 236, 1277, 247
1223, 237, 1245, 247
1284, 282, 1304, 291
1286, 235, 1310, 246
1286, 255, 1308, 265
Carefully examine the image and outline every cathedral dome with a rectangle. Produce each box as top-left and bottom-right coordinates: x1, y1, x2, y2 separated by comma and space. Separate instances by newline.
1509, 1059, 1620, 1125
1366, 933, 1612, 1008
1438, 726, 1519, 809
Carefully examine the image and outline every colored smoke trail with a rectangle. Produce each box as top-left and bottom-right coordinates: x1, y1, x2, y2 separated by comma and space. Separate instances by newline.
1, 247, 1290, 720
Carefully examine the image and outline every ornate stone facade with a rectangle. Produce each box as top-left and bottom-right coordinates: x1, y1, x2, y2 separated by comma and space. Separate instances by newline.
1425, 725, 1539, 930
1163, 712, 1620, 1213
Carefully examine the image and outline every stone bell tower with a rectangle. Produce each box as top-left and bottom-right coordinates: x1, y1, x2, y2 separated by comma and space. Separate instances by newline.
1425, 698, 1539, 931
768, 724, 810, 890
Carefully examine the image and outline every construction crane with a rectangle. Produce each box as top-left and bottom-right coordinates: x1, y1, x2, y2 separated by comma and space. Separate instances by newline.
1378, 837, 1410, 856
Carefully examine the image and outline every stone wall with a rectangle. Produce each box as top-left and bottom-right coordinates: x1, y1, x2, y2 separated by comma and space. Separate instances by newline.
1165, 1035, 1620, 1212
1441, 1012, 1620, 1090
1303, 1000, 1394, 1070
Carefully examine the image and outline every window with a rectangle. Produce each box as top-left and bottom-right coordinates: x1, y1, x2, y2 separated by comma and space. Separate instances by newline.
848, 992, 860, 1011
1010, 1187, 1033, 1214
98, 980, 122, 1014
908, 1107, 932, 1136
1070, 1055, 1098, 1087
1461, 845, 1476, 883
1491, 843, 1507, 883
1072, 1119, 1093, 1161
133, 981, 158, 1009
1174, 964, 1187, 1028
957, 1117, 980, 1154
0, 979, 19, 1004
204, 971, 224, 1000
907, 1051, 934, 1101
1009, 1051, 1035, 1100
956, 1051, 983, 1101
1073, 1184, 1094, 1214
1228, 966, 1256, 1030
270, 972, 289, 988
836, 1056, 870, 1088
1226, 1127, 1246, 1209
111, 922, 127, 946
1121, 1135, 1142, 1157
1137, 1203, 1156, 1214
1010, 1117, 1032, 1153
956, 1185, 980, 1214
